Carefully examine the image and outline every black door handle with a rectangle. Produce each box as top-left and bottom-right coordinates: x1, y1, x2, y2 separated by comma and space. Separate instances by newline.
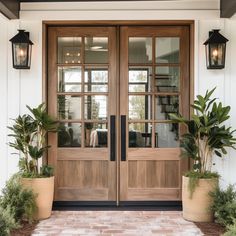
121, 115, 126, 161
110, 115, 116, 161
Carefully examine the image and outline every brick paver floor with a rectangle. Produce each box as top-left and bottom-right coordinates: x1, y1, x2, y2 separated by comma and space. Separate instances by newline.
32, 211, 203, 236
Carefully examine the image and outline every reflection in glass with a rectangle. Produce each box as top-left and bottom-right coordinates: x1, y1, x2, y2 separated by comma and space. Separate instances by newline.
129, 67, 152, 92
58, 67, 82, 92
155, 67, 180, 92
58, 123, 81, 147
13, 43, 30, 68
129, 95, 152, 120
155, 123, 179, 148
129, 123, 152, 147
58, 37, 82, 64
156, 37, 180, 63
84, 68, 108, 92
129, 37, 152, 64
84, 95, 107, 120
58, 95, 81, 120
85, 37, 108, 64
84, 123, 108, 147
155, 95, 179, 120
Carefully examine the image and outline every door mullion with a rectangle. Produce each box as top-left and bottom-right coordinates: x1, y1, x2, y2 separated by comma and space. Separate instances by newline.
81, 36, 85, 148
116, 26, 121, 206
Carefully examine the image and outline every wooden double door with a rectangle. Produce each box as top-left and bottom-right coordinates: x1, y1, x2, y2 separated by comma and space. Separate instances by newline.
47, 25, 190, 204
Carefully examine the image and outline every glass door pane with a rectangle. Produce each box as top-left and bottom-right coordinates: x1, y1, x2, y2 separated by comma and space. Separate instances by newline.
129, 37, 152, 64
85, 37, 108, 63
155, 37, 180, 63
56, 35, 109, 149
58, 37, 82, 64
58, 67, 82, 92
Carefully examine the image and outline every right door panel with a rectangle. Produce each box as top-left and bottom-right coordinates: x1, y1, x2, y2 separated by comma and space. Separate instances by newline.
119, 26, 190, 201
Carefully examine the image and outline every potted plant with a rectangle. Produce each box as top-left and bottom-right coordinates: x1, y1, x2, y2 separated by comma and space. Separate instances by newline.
8, 103, 58, 220
170, 88, 236, 222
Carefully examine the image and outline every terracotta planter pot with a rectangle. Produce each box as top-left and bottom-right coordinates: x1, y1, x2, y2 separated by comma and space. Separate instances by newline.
21, 176, 54, 220
182, 176, 218, 222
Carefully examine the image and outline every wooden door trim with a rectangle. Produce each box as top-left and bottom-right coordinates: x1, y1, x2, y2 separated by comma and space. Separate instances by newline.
57, 148, 109, 160
115, 26, 121, 206
43, 21, 194, 203
43, 20, 194, 26
42, 22, 47, 165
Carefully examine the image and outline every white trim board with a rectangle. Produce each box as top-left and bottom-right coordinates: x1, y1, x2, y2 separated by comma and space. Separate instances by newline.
20, 10, 220, 20
20, 1, 220, 11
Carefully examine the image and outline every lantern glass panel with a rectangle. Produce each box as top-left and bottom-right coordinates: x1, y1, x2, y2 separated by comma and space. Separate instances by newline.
28, 44, 32, 68
209, 43, 225, 68
205, 44, 210, 68
13, 43, 29, 68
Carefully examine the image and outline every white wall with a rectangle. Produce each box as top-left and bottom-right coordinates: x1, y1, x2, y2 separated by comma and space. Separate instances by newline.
1, 0, 236, 189
0, 13, 9, 189
0, 13, 20, 189
0, 13, 42, 190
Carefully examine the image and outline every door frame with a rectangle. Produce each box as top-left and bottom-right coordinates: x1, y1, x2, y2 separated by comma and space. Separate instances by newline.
42, 20, 194, 206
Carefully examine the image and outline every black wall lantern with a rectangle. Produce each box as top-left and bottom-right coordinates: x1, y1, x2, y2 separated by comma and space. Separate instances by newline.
9, 30, 34, 69
203, 29, 229, 69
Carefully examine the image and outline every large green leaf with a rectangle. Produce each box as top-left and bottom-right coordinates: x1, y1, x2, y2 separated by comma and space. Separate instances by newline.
27, 103, 58, 132
28, 145, 48, 160
215, 150, 222, 157
169, 86, 236, 173
196, 95, 206, 110
204, 87, 216, 101
188, 120, 198, 136
168, 113, 187, 123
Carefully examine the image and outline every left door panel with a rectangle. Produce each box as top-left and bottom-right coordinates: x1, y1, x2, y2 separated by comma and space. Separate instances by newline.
47, 27, 117, 202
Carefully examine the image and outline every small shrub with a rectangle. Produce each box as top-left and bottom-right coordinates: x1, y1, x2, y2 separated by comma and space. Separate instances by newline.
224, 219, 236, 236
0, 174, 37, 223
0, 206, 19, 236
210, 185, 236, 226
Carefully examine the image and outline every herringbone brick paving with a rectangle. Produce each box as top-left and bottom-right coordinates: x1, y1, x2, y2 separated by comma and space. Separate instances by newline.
32, 211, 203, 236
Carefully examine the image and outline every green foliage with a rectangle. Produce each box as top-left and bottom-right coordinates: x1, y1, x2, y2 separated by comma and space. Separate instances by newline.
26, 103, 59, 133
170, 87, 236, 174
0, 206, 19, 236
210, 185, 236, 227
0, 175, 37, 223
185, 171, 219, 198
41, 165, 54, 177
8, 115, 36, 173
8, 103, 58, 177
0, 175, 37, 235
224, 219, 236, 236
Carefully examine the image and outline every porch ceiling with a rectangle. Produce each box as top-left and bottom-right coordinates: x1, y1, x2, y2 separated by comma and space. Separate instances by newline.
0, 0, 235, 19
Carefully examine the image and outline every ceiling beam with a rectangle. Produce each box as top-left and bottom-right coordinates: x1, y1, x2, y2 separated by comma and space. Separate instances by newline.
0, 0, 19, 19
221, 0, 236, 18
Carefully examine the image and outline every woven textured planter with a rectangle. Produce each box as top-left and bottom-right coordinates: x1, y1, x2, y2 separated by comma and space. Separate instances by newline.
21, 176, 54, 220
182, 175, 218, 222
